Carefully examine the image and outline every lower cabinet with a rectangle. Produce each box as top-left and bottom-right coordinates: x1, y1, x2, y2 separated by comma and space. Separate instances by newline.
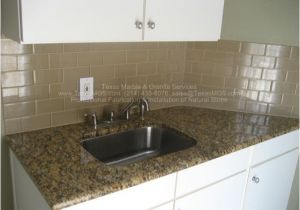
10, 130, 299, 210
174, 172, 247, 210
243, 149, 299, 210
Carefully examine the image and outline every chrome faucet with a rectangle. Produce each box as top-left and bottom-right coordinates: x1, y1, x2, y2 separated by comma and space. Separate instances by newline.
84, 112, 98, 129
120, 98, 150, 120
139, 98, 150, 120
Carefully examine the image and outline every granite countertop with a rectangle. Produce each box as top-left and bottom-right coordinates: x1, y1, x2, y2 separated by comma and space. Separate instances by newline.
5, 106, 299, 210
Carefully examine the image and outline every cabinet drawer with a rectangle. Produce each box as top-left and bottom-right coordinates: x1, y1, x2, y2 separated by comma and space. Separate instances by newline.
251, 130, 299, 166
63, 173, 176, 210
176, 147, 251, 197
151, 202, 174, 210
175, 172, 247, 210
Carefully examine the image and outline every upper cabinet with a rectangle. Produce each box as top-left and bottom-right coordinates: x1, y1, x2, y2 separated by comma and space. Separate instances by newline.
2, 0, 224, 43
144, 0, 224, 41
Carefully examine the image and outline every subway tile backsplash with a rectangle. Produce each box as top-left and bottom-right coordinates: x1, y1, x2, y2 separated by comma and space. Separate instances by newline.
1, 38, 299, 134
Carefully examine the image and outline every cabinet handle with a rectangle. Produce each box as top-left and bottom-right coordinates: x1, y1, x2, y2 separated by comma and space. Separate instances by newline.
135, 21, 143, 30
252, 176, 260, 183
147, 20, 156, 29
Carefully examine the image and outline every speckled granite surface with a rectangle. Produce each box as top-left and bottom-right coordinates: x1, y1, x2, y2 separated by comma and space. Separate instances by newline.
5, 106, 299, 210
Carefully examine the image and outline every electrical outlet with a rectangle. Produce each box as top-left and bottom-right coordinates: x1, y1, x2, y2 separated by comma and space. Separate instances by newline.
80, 77, 94, 101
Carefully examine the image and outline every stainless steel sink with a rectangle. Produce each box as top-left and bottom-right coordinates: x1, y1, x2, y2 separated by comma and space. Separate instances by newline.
81, 126, 196, 166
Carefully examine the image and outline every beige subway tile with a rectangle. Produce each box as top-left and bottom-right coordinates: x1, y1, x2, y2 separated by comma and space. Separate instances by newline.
285, 71, 299, 83
282, 94, 299, 107
225, 77, 248, 89
89, 43, 128, 51
33, 54, 49, 69
126, 50, 148, 63
49, 84, 71, 98
64, 96, 101, 110
137, 63, 157, 75
17, 54, 34, 65
248, 80, 272, 91
191, 62, 214, 74
158, 42, 179, 49
1, 55, 17, 71
268, 104, 292, 117
127, 42, 159, 50
266, 45, 291, 57
238, 66, 262, 79
34, 44, 63, 53
4, 118, 22, 134
205, 51, 235, 65
35, 69, 63, 84
234, 54, 252, 66
237, 90, 258, 101
102, 51, 126, 64
184, 73, 201, 84
262, 69, 286, 81
78, 52, 102, 66
4, 101, 35, 119
201, 75, 225, 87
36, 98, 64, 114
258, 92, 282, 104
157, 62, 184, 73
21, 114, 51, 131
18, 85, 49, 101
186, 49, 203, 61
290, 47, 299, 59
148, 49, 168, 61
290, 106, 299, 118
275, 58, 299, 70
252, 55, 275, 68
49, 53, 78, 68
63, 43, 89, 52
168, 49, 186, 62
1, 39, 33, 54
214, 65, 237, 76
2, 71, 34, 88
271, 81, 297, 94
245, 101, 268, 114
126, 76, 148, 85
91, 65, 114, 80
2, 88, 19, 103
51, 110, 79, 126
63, 67, 90, 91
186, 42, 195, 49
115, 64, 136, 78
172, 73, 185, 83
194, 42, 218, 50
241, 43, 265, 55
217, 40, 240, 52
147, 74, 165, 84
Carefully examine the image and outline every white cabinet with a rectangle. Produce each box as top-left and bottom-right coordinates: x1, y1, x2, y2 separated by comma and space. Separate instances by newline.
10, 130, 299, 210
62, 173, 177, 210
242, 130, 299, 210
151, 202, 174, 210
144, 0, 224, 41
175, 172, 247, 210
176, 147, 251, 197
2, 0, 224, 43
20, 0, 144, 43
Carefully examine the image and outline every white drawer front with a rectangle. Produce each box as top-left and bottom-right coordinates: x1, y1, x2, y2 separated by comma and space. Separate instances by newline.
63, 173, 176, 210
175, 172, 247, 210
251, 130, 299, 166
176, 147, 251, 197
151, 202, 174, 210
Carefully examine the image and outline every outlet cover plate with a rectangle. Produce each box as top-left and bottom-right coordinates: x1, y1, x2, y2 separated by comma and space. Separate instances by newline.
80, 77, 94, 101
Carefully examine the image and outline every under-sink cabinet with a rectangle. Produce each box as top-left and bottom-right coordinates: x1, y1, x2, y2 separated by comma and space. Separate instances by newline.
10, 130, 299, 210
2, 0, 224, 43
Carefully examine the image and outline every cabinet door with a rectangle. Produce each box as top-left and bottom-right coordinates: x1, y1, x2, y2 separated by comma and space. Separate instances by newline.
243, 149, 299, 210
151, 202, 174, 210
174, 172, 247, 210
20, 0, 144, 43
144, 0, 224, 41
